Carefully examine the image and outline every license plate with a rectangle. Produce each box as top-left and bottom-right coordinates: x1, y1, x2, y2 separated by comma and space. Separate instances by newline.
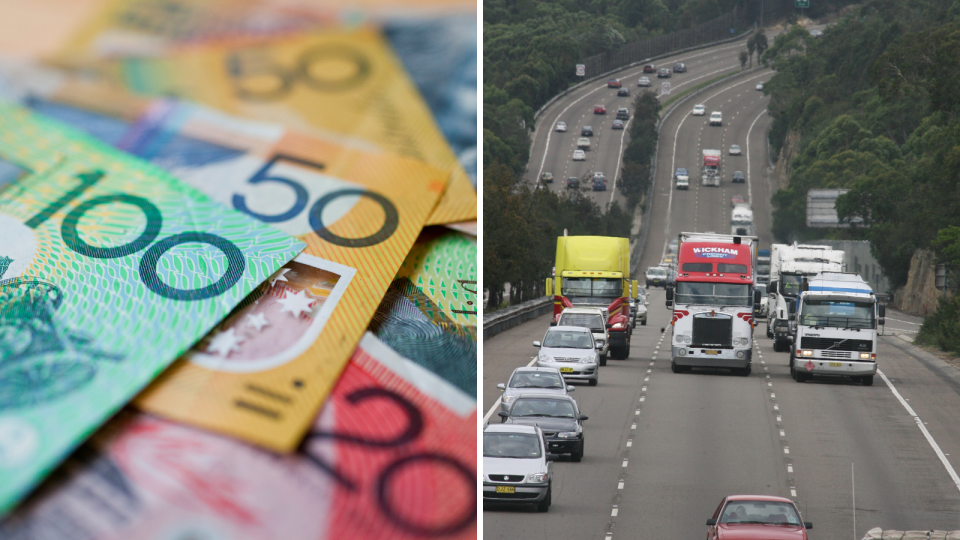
559, 367, 574, 373
829, 362, 842, 367
704, 350, 720, 355
496, 486, 515, 493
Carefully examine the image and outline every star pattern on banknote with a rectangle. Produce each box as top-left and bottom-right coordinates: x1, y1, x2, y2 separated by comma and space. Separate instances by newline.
268, 267, 291, 287
245, 312, 269, 332
207, 328, 245, 356
278, 290, 315, 318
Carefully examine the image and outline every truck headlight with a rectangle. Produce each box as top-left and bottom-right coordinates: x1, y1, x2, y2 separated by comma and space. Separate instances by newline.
801, 350, 813, 356
612, 322, 626, 330
678, 348, 687, 356
527, 473, 548, 483
860, 352, 871, 360
557, 432, 579, 439
736, 351, 745, 359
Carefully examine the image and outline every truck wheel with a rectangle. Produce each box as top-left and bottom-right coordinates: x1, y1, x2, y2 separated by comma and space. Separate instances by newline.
735, 366, 751, 376
795, 370, 808, 383
766, 324, 774, 339
536, 483, 552, 512
862, 375, 874, 386
671, 360, 683, 373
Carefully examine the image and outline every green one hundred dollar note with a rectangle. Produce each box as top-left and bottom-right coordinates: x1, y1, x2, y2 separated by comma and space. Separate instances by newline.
0, 102, 305, 514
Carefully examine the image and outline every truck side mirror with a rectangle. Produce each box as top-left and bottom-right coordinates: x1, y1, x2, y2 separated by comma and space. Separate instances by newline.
878, 303, 886, 325
549, 321, 557, 327
754, 289, 761, 306
801, 278, 809, 292
665, 287, 674, 307
769, 280, 778, 294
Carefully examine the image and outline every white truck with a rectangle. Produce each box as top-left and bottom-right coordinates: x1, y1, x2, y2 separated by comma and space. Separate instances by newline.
790, 272, 885, 385
702, 149, 721, 186
767, 243, 845, 352
730, 204, 754, 236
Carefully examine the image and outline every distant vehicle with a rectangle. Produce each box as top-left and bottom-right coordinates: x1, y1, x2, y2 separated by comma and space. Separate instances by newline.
577, 137, 591, 150
593, 172, 606, 179
673, 62, 687, 73
496, 366, 573, 416
661, 255, 674, 265
657, 68, 671, 78
581, 125, 594, 136
729, 144, 742, 156
757, 249, 771, 283
756, 82, 764, 91
756, 283, 769, 317
500, 394, 588, 461
482, 423, 553, 512
594, 105, 606, 114
731, 194, 745, 207
616, 108, 629, 120
630, 297, 647, 327
643, 64, 656, 73
706, 495, 811, 538
667, 239, 679, 255
573, 149, 586, 161
810, 29, 823, 38
732, 170, 745, 183
555, 121, 567, 132
617, 87, 630, 97
541, 172, 554, 184
675, 167, 689, 190
638, 76, 652, 87
692, 104, 706, 116
607, 79, 621, 88
612, 119, 625, 130
731, 204, 754, 236
710, 111, 723, 126
534, 324, 601, 380
592, 177, 606, 191
566, 177, 580, 189
645, 265, 668, 288
703, 149, 721, 186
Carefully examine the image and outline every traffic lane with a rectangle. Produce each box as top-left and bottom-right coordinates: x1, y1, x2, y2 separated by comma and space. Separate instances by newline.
755, 332, 960, 533
484, 303, 668, 538
482, 310, 553, 416
881, 307, 923, 337
616, 352, 790, 540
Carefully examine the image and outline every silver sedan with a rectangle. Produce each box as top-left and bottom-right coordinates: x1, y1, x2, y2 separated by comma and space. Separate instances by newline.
497, 367, 575, 417
534, 326, 601, 386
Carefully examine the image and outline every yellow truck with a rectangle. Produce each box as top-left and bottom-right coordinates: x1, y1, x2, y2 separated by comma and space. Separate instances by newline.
546, 236, 638, 360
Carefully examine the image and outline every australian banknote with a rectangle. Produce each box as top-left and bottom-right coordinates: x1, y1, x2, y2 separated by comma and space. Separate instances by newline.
0, 102, 305, 514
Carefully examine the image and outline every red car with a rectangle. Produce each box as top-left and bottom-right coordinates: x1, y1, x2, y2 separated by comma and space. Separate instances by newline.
607, 79, 621, 88
594, 105, 606, 114
731, 194, 745, 207
643, 64, 656, 73
706, 495, 811, 540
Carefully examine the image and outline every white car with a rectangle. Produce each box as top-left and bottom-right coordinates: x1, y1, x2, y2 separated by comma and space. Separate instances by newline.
638, 76, 651, 87
756, 82, 764, 91
572, 149, 586, 161
577, 137, 591, 150
729, 144, 742, 155
555, 121, 567, 132
692, 104, 706, 116
556, 307, 609, 364
710, 111, 722, 126
483, 424, 554, 512
534, 325, 601, 384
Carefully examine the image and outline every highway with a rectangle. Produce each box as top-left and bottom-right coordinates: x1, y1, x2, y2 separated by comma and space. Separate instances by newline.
485, 29, 960, 538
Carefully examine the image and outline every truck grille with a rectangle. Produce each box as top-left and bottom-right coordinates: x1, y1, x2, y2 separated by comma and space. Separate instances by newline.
819, 350, 851, 359
800, 337, 872, 352
692, 315, 732, 347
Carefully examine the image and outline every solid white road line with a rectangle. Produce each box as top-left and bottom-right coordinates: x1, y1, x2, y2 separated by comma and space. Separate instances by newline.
878, 369, 960, 493
744, 109, 767, 207
609, 116, 634, 209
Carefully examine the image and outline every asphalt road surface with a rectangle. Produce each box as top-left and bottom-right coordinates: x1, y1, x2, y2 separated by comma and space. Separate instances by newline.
485, 28, 960, 540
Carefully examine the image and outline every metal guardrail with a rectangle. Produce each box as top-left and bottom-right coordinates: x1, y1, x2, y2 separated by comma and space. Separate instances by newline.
483, 297, 553, 340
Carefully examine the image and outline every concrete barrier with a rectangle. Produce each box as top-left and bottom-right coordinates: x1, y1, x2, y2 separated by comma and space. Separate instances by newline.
483, 297, 553, 340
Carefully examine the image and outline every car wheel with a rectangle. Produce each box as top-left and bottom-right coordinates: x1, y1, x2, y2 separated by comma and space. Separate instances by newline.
862, 375, 874, 386
537, 483, 552, 512
571, 440, 584, 462
766, 324, 774, 339
588, 377, 598, 387
641, 320, 647, 326
772, 339, 781, 352
599, 354, 607, 366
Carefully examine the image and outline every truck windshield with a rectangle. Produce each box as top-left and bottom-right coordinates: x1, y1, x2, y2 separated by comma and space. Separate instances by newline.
675, 282, 752, 306
562, 278, 622, 304
780, 274, 804, 296
801, 299, 875, 329
556, 314, 605, 334
757, 263, 770, 274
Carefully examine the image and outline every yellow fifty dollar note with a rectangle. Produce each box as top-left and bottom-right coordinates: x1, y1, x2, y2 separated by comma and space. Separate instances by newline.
65, 27, 475, 225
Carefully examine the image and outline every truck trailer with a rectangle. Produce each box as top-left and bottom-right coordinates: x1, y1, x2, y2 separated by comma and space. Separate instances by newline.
702, 150, 721, 186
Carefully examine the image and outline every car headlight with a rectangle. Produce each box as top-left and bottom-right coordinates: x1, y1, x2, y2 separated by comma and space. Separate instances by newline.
501, 395, 516, 405
801, 350, 813, 356
527, 473, 548, 483
557, 432, 579, 439
860, 352, 871, 360
538, 353, 551, 362
580, 356, 595, 363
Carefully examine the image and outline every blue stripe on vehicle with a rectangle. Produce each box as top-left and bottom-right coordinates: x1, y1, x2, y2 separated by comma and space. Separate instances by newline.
808, 286, 873, 294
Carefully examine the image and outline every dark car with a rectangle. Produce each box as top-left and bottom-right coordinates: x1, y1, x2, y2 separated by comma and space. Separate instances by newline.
581, 125, 594, 136
658, 68, 671, 78
732, 170, 745, 183
607, 79, 621, 88
592, 177, 606, 191
643, 64, 656, 73
541, 172, 554, 184
706, 495, 812, 540
567, 177, 580, 189
617, 87, 630, 97
612, 119, 625, 130
673, 62, 687, 73
594, 105, 606, 114
616, 108, 629, 120
500, 395, 588, 461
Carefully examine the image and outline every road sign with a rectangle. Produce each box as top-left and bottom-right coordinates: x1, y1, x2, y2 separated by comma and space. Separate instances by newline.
576, 64, 585, 77
661, 82, 671, 95
795, 0, 809, 7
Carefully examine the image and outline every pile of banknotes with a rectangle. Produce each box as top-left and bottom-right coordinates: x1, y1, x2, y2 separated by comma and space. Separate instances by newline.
0, 1, 477, 538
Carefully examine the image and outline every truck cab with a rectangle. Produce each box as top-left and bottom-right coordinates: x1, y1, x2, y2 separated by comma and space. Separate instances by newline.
790, 272, 884, 385
767, 244, 845, 351
730, 205, 754, 236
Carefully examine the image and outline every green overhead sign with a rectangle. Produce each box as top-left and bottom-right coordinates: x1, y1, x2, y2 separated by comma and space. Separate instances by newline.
795, 0, 809, 7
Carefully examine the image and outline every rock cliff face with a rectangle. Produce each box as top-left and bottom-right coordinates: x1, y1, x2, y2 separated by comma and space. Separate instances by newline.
894, 249, 946, 316
773, 130, 801, 191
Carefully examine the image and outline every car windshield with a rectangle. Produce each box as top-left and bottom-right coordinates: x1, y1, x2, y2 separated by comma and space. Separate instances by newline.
801, 298, 875, 329
648, 267, 667, 277
509, 371, 565, 389
542, 329, 593, 348
484, 432, 542, 459
557, 313, 605, 334
675, 282, 752, 306
719, 501, 801, 525
511, 398, 577, 418
562, 277, 621, 303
